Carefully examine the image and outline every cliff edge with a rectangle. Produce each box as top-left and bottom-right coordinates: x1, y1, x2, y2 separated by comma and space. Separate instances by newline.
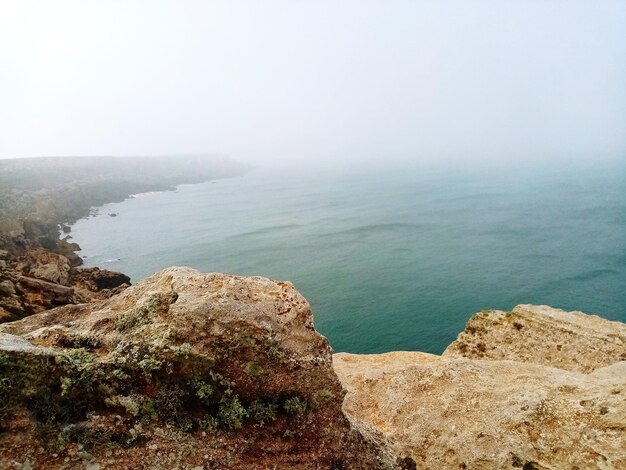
1, 267, 624, 469
335, 305, 626, 469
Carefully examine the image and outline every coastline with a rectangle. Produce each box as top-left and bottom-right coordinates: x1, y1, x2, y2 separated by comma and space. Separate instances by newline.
0, 155, 249, 321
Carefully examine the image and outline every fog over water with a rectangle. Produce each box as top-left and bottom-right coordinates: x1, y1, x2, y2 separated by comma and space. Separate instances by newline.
1, 1, 625, 168
70, 163, 626, 353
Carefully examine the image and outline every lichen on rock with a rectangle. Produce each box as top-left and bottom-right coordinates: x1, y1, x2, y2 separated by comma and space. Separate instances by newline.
443, 304, 626, 372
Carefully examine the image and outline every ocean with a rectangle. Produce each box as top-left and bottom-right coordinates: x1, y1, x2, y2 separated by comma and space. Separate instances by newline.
70, 162, 626, 354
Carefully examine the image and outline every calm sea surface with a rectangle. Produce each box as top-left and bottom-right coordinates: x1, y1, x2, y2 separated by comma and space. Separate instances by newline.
70, 163, 626, 354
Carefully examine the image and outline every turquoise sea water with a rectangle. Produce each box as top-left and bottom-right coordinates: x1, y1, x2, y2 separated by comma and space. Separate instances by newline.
70, 162, 626, 354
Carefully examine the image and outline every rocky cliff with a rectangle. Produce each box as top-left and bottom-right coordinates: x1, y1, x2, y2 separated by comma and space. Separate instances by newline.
335, 305, 626, 470
0, 267, 388, 469
1, 265, 624, 469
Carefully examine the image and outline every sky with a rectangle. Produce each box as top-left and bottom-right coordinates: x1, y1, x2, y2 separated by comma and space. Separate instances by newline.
1, 1, 625, 167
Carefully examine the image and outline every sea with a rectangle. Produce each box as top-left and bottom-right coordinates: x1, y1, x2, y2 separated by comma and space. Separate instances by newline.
69, 161, 626, 355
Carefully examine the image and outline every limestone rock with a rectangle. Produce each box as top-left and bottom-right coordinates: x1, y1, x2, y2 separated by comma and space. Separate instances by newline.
0, 267, 385, 469
444, 305, 626, 373
334, 351, 626, 470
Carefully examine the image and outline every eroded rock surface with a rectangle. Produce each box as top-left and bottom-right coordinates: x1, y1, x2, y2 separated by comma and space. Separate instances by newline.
335, 352, 626, 470
335, 306, 626, 470
0, 267, 386, 469
444, 304, 626, 373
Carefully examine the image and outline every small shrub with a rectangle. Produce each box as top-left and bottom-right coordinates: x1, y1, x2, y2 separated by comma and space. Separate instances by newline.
140, 399, 157, 422
154, 385, 186, 423
218, 396, 247, 429
283, 396, 307, 415
312, 388, 334, 408
171, 343, 192, 359
268, 346, 285, 360
137, 357, 162, 376
248, 400, 277, 426
244, 361, 264, 378
197, 415, 219, 431
63, 334, 100, 350
115, 307, 151, 332
191, 379, 214, 403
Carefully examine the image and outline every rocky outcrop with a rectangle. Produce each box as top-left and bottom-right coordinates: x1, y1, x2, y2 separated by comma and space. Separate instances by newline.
335, 306, 626, 470
16, 249, 71, 284
0, 248, 130, 322
0, 267, 387, 469
443, 305, 626, 373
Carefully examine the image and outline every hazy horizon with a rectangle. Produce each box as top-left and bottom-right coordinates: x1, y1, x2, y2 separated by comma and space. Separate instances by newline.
1, 1, 625, 168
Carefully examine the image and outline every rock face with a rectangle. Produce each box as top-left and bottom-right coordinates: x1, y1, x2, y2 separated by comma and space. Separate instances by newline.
17, 249, 71, 284
443, 304, 626, 373
335, 306, 626, 470
0, 267, 386, 469
0, 248, 130, 322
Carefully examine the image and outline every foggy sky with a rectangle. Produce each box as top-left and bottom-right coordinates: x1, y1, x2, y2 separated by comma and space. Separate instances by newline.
1, 1, 625, 167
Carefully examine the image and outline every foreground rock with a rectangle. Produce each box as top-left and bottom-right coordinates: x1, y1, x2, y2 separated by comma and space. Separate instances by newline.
443, 305, 626, 373
0, 267, 386, 469
335, 306, 626, 470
